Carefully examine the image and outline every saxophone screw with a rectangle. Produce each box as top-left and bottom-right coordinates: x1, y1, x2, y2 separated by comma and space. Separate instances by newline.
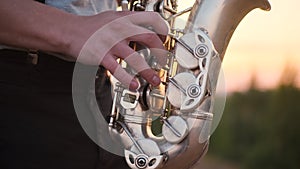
136, 155, 148, 169
187, 84, 201, 98
194, 44, 209, 58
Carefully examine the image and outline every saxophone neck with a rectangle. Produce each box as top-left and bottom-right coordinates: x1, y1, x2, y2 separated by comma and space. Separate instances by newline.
185, 0, 271, 60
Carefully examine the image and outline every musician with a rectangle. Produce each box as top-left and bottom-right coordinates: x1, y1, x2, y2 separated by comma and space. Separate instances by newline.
0, 0, 167, 168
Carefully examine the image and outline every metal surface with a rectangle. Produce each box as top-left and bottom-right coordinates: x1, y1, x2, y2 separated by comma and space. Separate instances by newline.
162, 116, 189, 143
185, 0, 271, 60
107, 0, 271, 169
167, 72, 196, 108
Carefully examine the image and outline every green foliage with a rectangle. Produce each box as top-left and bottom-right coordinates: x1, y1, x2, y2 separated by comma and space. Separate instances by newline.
208, 85, 300, 169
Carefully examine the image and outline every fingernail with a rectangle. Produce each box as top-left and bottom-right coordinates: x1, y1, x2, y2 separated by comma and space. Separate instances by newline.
152, 75, 161, 86
129, 80, 139, 91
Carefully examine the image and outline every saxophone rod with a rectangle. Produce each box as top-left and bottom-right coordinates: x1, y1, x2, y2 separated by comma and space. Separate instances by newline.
166, 7, 192, 21
117, 121, 145, 155
169, 78, 186, 94
163, 118, 182, 137
109, 91, 119, 127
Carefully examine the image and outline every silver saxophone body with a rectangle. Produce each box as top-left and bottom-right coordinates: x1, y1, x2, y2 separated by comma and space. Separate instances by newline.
108, 0, 271, 169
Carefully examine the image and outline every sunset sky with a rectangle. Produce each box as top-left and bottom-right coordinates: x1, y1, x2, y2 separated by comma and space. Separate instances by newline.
178, 0, 300, 92
222, 0, 300, 92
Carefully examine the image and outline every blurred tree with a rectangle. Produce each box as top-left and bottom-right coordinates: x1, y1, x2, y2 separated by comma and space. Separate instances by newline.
208, 65, 300, 169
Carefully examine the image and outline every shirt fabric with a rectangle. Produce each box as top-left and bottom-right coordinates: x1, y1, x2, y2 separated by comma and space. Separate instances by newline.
45, 0, 116, 15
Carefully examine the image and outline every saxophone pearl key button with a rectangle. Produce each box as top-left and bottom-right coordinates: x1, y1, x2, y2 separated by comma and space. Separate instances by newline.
162, 116, 189, 144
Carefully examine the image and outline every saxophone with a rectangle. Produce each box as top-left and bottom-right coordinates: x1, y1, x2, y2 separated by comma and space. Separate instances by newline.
106, 0, 271, 169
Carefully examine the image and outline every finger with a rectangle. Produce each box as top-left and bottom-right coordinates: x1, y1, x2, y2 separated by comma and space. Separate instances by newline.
101, 54, 139, 90
139, 68, 161, 87
124, 52, 151, 72
115, 43, 168, 69
125, 52, 161, 86
113, 45, 161, 86
109, 24, 164, 50
127, 12, 169, 37
111, 11, 168, 42
128, 31, 165, 49
79, 13, 167, 65
114, 65, 140, 91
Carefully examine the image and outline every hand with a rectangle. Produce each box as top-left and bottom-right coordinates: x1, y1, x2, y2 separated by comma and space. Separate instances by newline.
67, 11, 169, 90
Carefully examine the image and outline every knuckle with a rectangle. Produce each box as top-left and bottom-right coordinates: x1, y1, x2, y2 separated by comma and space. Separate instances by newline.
151, 12, 164, 23
143, 33, 160, 44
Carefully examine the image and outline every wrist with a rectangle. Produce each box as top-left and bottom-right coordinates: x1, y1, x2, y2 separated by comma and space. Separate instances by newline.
51, 14, 82, 57
60, 15, 98, 60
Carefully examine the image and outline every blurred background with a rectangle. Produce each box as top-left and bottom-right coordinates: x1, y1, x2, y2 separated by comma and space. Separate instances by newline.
180, 0, 300, 168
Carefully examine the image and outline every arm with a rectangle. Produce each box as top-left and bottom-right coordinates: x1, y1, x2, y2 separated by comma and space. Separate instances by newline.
0, 0, 169, 90
0, 0, 76, 54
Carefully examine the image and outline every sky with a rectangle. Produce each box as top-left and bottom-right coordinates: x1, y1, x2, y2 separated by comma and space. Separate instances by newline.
177, 0, 300, 92
222, 0, 300, 92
